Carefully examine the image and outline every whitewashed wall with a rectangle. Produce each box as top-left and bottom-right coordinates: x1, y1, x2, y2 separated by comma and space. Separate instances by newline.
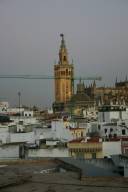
0, 132, 10, 144
98, 111, 116, 123
51, 120, 72, 141
103, 141, 121, 157
10, 116, 38, 125
10, 132, 35, 143
28, 148, 69, 158
110, 111, 120, 120
0, 145, 19, 159
0, 127, 9, 133
98, 110, 128, 123
122, 109, 128, 120
99, 123, 128, 137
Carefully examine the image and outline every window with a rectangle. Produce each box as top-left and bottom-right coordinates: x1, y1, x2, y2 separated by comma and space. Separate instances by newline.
104, 129, 107, 133
63, 56, 67, 62
102, 112, 105, 122
122, 129, 126, 135
61, 71, 65, 75
66, 69, 68, 75
92, 153, 96, 159
98, 124, 101, 130
124, 148, 128, 155
110, 128, 113, 132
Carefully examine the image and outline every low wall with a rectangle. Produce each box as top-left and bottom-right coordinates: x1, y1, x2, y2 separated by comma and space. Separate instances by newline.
28, 148, 69, 158
0, 158, 55, 165
81, 176, 128, 186
0, 145, 19, 159
55, 158, 82, 179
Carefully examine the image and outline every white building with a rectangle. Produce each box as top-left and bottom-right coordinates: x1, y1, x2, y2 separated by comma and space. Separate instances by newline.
98, 122, 128, 138
10, 116, 38, 126
103, 141, 122, 157
97, 104, 128, 139
23, 111, 34, 117
0, 143, 25, 159
51, 119, 76, 141
98, 105, 128, 123
10, 132, 35, 143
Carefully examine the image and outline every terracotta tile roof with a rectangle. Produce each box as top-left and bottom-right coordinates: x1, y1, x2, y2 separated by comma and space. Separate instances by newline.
69, 137, 102, 143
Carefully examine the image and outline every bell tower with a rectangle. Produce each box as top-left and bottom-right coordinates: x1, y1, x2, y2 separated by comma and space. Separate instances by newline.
54, 34, 74, 104
59, 34, 69, 65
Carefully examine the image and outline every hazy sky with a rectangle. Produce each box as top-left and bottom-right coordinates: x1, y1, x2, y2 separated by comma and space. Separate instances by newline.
0, 0, 128, 107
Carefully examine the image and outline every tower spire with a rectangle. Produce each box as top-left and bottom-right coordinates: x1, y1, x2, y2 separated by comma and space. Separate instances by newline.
59, 34, 69, 65
93, 80, 96, 87
60, 33, 66, 49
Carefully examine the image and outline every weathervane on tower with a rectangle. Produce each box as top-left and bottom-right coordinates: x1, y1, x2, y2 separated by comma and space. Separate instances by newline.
60, 33, 64, 38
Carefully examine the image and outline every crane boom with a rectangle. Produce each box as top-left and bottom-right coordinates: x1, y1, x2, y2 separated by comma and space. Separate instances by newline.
0, 75, 102, 80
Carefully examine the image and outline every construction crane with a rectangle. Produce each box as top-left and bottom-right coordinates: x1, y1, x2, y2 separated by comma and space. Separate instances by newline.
0, 75, 102, 81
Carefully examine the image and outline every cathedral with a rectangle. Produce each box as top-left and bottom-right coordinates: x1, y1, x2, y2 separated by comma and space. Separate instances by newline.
53, 34, 95, 113
85, 78, 128, 106
53, 34, 128, 114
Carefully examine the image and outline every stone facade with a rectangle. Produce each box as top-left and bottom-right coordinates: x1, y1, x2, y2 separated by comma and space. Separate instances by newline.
85, 79, 128, 106
65, 80, 95, 115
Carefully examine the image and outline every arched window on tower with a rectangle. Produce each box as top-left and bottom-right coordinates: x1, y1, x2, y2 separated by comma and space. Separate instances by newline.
63, 56, 67, 62
66, 69, 68, 76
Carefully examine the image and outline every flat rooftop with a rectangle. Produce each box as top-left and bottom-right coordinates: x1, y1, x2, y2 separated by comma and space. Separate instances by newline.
0, 159, 128, 192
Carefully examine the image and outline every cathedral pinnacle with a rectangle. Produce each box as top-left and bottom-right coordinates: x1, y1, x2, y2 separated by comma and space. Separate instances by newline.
125, 75, 127, 82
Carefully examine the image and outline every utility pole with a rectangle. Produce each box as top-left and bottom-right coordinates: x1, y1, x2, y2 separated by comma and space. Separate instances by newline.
18, 91, 21, 118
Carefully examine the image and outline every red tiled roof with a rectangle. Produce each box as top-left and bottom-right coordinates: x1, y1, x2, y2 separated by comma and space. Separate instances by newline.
69, 137, 101, 143
109, 136, 128, 141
